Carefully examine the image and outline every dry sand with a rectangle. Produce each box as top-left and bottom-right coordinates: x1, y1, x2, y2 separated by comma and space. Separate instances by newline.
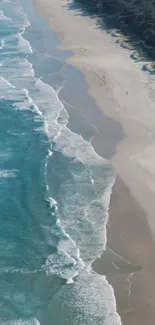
34, 0, 155, 323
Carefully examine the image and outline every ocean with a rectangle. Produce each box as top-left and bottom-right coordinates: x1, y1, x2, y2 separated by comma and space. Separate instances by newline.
0, 0, 121, 324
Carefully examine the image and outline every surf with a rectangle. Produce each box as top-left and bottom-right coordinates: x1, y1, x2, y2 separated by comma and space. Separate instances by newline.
0, 0, 121, 324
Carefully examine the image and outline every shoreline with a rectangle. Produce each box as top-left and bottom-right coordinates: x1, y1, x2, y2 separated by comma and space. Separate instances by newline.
34, 0, 155, 230
93, 176, 155, 325
34, 0, 155, 324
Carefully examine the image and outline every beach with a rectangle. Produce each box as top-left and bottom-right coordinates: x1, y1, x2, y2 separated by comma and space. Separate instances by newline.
34, 0, 155, 324
0, 1, 120, 323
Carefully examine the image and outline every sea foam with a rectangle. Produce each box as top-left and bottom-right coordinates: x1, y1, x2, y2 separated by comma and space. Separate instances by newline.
0, 1, 121, 324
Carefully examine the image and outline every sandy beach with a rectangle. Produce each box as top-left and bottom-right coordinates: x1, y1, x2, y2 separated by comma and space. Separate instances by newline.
34, 0, 155, 323
93, 176, 155, 324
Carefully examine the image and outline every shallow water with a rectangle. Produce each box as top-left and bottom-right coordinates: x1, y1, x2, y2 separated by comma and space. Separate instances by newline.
0, 0, 121, 324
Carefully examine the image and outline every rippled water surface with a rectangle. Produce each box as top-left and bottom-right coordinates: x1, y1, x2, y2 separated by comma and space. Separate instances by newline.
0, 1, 121, 324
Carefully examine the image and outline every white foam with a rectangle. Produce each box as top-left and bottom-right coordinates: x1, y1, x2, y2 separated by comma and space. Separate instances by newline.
0, 319, 40, 325
48, 149, 53, 156
44, 248, 84, 282
1, 33, 31, 55
54, 126, 109, 166
0, 9, 11, 20
0, 0, 114, 268
22, 37, 115, 293
0, 267, 39, 274
18, 33, 33, 53
48, 197, 58, 211
73, 270, 121, 325
43, 204, 85, 281
0, 2, 119, 324
17, 9, 31, 29
0, 40, 4, 49
0, 169, 18, 178
66, 277, 75, 284
22, 88, 42, 114
56, 218, 60, 225
0, 76, 15, 88
49, 269, 121, 325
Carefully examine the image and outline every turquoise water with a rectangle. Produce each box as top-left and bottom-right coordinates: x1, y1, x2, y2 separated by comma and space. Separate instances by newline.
0, 1, 121, 324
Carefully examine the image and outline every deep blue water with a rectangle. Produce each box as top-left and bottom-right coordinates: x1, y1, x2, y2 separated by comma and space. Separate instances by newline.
0, 1, 121, 324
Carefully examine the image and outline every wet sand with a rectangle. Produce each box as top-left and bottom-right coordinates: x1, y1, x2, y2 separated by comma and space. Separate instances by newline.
34, 0, 155, 324
63, 68, 155, 323
93, 176, 155, 325
62, 62, 155, 324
